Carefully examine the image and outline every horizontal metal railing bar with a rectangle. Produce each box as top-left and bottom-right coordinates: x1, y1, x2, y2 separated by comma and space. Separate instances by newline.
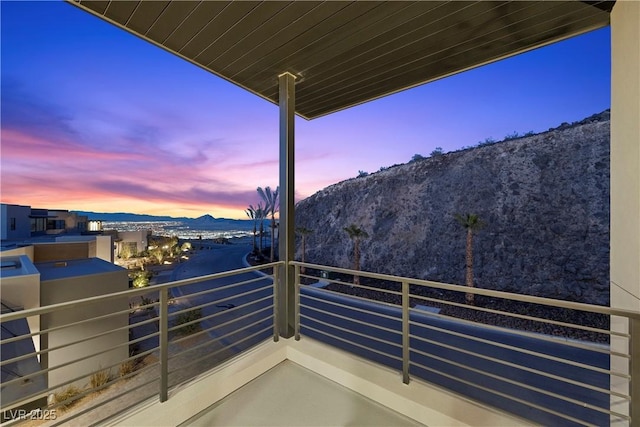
307, 275, 403, 299
3, 339, 147, 392
167, 283, 272, 321
1, 348, 160, 413
1, 330, 146, 390
168, 294, 273, 337
410, 293, 618, 339
170, 274, 271, 302
0, 303, 141, 346
3, 357, 160, 414
298, 273, 403, 298
409, 357, 608, 427
48, 371, 131, 412
409, 344, 619, 418
169, 304, 272, 344
167, 297, 272, 337
168, 314, 273, 363
301, 292, 402, 324
1, 315, 152, 368
300, 313, 402, 351
48, 373, 161, 427
291, 261, 640, 319
410, 318, 628, 379
301, 323, 403, 363
300, 302, 402, 337
301, 284, 400, 311
409, 332, 630, 401
176, 294, 273, 332
409, 307, 623, 359
0, 262, 283, 323
168, 325, 273, 379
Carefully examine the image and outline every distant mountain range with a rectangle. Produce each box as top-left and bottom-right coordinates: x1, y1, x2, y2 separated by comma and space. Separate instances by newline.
73, 211, 250, 226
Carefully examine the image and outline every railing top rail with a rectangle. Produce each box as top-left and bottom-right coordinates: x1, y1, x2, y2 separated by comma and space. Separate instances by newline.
289, 261, 640, 319
0, 261, 284, 322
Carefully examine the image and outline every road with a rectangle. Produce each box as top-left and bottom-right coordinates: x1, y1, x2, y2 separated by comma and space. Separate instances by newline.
167, 243, 275, 355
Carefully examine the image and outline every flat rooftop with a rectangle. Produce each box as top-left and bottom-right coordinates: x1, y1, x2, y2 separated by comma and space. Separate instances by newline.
36, 257, 124, 281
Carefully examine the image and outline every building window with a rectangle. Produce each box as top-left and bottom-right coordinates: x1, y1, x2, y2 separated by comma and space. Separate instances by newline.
10, 218, 16, 231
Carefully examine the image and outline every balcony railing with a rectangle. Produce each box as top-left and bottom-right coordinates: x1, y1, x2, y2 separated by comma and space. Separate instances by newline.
1, 260, 638, 426
0, 262, 280, 426
291, 261, 639, 427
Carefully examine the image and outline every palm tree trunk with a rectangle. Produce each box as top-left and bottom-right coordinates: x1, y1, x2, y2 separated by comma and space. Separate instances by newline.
301, 236, 306, 274
465, 229, 474, 305
252, 225, 257, 254
269, 216, 275, 262
353, 241, 360, 286
259, 223, 264, 254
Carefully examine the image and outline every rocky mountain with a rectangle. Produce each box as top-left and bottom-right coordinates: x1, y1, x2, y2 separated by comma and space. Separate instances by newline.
295, 111, 610, 305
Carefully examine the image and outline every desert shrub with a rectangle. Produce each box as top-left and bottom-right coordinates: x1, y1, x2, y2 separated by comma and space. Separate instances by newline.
90, 368, 111, 390
140, 296, 157, 309
410, 153, 425, 162
357, 170, 368, 178
430, 147, 444, 156
119, 360, 136, 378
174, 308, 202, 336
132, 270, 151, 288
503, 131, 520, 140
477, 137, 496, 146
52, 385, 82, 409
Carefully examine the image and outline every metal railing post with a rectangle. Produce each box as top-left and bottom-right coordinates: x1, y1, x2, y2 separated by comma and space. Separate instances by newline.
273, 265, 280, 342
159, 287, 169, 402
631, 317, 639, 427
295, 264, 301, 341
402, 280, 410, 384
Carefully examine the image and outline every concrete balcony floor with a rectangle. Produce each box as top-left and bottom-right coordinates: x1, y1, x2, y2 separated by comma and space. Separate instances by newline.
181, 360, 421, 426
112, 338, 527, 427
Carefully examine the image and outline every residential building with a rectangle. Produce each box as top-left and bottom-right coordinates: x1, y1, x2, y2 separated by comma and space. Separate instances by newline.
1, 204, 88, 240
37, 258, 128, 390
0, 254, 128, 412
0, 204, 31, 241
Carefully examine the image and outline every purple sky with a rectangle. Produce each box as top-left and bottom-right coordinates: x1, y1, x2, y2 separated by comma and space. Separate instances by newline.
1, 1, 611, 219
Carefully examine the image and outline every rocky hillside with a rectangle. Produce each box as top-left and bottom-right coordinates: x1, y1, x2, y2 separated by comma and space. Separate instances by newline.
295, 111, 610, 305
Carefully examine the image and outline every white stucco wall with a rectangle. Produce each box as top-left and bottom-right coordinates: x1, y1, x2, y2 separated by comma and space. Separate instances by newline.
39, 263, 128, 390
610, 1, 640, 423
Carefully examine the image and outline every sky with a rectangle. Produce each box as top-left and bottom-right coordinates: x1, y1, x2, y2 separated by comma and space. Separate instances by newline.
1, 1, 611, 220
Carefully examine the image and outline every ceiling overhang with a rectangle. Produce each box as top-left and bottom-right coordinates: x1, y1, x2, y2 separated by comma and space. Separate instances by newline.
70, 1, 613, 120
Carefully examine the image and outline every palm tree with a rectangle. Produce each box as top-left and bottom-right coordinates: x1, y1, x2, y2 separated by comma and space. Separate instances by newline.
255, 202, 266, 257
454, 213, 485, 305
344, 224, 369, 285
295, 227, 313, 273
258, 186, 279, 262
245, 205, 258, 255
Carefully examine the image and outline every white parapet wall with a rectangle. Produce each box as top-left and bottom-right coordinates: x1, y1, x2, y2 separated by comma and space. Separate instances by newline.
37, 258, 129, 390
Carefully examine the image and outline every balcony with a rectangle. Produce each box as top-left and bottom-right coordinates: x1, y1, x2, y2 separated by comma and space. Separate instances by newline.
1, 261, 637, 426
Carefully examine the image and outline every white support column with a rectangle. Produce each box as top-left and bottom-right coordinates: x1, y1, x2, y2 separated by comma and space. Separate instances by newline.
278, 72, 296, 338
610, 1, 640, 424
